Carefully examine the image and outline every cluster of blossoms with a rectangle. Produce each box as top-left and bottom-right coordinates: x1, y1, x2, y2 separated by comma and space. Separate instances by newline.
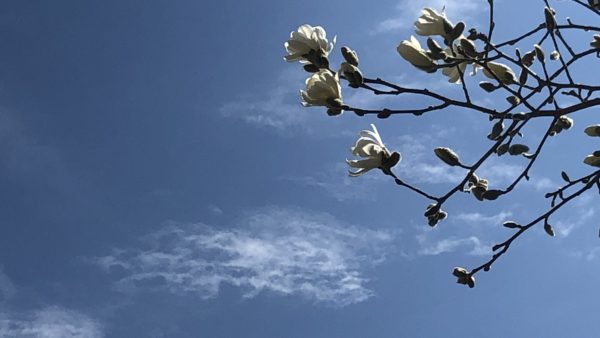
284, 3, 600, 288
284, 25, 398, 175
397, 8, 518, 84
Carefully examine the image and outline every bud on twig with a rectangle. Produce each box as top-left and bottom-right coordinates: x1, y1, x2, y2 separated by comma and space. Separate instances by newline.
434, 147, 461, 166
341, 46, 359, 66
503, 221, 521, 229
534, 44, 545, 63
544, 7, 556, 31
544, 223, 555, 237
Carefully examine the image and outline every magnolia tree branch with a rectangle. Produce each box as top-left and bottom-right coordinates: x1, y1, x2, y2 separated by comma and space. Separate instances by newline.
284, 0, 600, 287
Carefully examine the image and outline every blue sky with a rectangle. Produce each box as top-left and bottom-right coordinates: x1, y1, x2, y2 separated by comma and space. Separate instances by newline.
0, 0, 598, 337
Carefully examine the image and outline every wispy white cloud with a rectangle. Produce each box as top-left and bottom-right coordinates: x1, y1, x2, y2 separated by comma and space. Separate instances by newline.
453, 211, 512, 226
554, 194, 597, 237
373, 0, 485, 34
417, 235, 490, 256
0, 269, 102, 338
95, 207, 396, 306
0, 306, 103, 338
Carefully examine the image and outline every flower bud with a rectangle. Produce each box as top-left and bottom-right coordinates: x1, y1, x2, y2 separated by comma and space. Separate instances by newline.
521, 51, 536, 67
584, 124, 600, 137
544, 223, 555, 237
503, 221, 521, 229
592, 35, 600, 49
479, 81, 497, 92
544, 7, 556, 31
550, 50, 560, 60
534, 44, 545, 63
488, 120, 504, 140
341, 46, 359, 66
508, 144, 530, 155
452, 267, 475, 288
340, 62, 364, 87
496, 143, 509, 156
506, 96, 520, 105
434, 147, 460, 166
584, 154, 600, 167
459, 38, 477, 58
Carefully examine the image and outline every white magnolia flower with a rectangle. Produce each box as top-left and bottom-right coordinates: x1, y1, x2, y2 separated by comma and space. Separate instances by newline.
300, 70, 343, 111
415, 8, 452, 37
482, 61, 517, 85
442, 47, 469, 83
397, 36, 437, 73
284, 24, 336, 65
347, 124, 396, 177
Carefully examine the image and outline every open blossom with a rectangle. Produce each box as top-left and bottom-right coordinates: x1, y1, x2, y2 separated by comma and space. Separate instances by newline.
482, 61, 517, 84
347, 124, 397, 177
284, 24, 335, 66
397, 36, 437, 73
415, 8, 452, 37
300, 70, 343, 113
442, 47, 469, 83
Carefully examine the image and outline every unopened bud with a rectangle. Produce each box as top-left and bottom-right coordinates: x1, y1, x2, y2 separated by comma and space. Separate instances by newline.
341, 46, 359, 66
434, 147, 461, 166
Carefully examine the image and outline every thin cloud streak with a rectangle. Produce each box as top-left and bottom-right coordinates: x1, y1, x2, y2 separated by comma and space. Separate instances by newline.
0, 307, 103, 338
96, 207, 396, 306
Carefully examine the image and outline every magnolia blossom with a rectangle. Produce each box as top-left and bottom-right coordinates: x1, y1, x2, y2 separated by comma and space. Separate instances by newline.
347, 124, 396, 177
397, 36, 437, 73
482, 62, 517, 84
300, 70, 343, 113
415, 8, 451, 37
442, 47, 469, 83
284, 24, 335, 65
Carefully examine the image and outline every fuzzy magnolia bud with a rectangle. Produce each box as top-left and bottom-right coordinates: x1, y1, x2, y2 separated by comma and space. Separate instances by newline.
508, 144, 530, 155
521, 50, 536, 67
479, 81, 497, 92
434, 147, 461, 166
544, 7, 556, 31
452, 267, 475, 288
584, 154, 600, 167
488, 120, 504, 141
592, 35, 600, 49
340, 62, 364, 87
550, 50, 560, 60
534, 44, 545, 63
544, 223, 555, 237
341, 46, 359, 66
503, 221, 521, 229
584, 125, 600, 137
483, 62, 517, 85
459, 38, 477, 58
